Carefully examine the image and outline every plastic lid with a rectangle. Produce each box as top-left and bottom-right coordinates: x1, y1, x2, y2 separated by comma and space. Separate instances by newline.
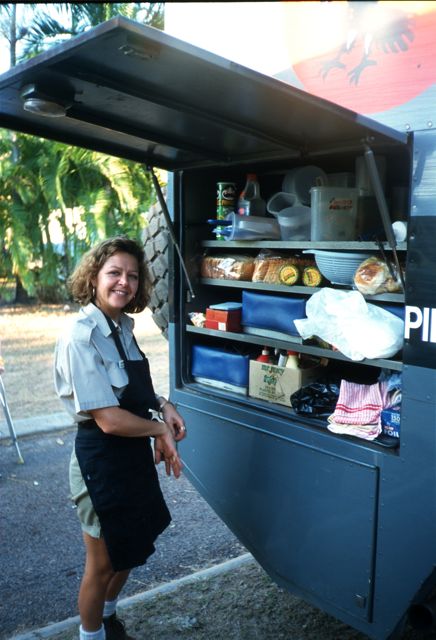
287, 350, 298, 356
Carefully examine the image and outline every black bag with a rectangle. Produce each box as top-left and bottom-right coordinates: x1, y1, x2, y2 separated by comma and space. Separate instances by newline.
291, 380, 340, 418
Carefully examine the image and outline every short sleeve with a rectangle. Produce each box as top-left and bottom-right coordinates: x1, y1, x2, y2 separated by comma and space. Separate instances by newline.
55, 336, 120, 414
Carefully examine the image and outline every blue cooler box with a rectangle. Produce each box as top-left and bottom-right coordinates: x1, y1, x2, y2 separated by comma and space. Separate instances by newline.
242, 291, 306, 339
191, 344, 250, 395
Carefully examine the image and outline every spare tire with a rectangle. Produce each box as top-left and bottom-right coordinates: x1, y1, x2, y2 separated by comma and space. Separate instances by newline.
143, 198, 169, 339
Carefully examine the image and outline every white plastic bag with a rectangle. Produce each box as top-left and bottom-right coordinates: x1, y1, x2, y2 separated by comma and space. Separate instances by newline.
294, 288, 404, 361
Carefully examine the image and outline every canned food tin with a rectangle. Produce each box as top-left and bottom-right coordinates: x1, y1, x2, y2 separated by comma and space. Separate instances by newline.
216, 182, 236, 211
216, 182, 236, 240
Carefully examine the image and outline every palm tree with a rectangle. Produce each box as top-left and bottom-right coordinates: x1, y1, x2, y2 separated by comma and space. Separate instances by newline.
0, 3, 163, 303
0, 3, 164, 62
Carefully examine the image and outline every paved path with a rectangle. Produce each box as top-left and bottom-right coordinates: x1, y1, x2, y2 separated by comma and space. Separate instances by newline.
1, 423, 245, 639
0, 411, 74, 441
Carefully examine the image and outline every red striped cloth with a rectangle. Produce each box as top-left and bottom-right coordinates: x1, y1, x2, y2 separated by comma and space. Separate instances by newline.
332, 380, 383, 425
327, 419, 381, 441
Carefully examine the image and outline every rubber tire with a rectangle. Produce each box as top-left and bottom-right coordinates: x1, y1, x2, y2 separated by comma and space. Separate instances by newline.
143, 199, 169, 339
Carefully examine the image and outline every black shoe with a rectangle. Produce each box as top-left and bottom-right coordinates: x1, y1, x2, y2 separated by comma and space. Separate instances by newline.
103, 613, 135, 640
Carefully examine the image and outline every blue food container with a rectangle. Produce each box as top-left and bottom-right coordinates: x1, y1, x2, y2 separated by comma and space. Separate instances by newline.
191, 344, 250, 395
242, 291, 306, 337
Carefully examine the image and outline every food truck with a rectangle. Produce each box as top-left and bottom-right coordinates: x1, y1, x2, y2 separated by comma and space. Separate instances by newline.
0, 14, 436, 639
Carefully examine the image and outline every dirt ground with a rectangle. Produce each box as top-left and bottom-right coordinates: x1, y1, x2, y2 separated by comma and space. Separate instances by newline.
0, 304, 169, 426
39, 557, 436, 640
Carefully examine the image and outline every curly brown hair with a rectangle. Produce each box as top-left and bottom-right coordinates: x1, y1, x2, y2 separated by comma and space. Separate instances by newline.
68, 236, 151, 313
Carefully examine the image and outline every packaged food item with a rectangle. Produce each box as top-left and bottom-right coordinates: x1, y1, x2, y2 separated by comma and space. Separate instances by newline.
200, 254, 255, 280
216, 181, 237, 240
279, 264, 300, 285
353, 256, 403, 295
189, 312, 206, 327
302, 266, 323, 287
256, 346, 273, 363
285, 350, 299, 369
277, 350, 288, 367
237, 173, 266, 216
205, 302, 242, 332
252, 250, 313, 284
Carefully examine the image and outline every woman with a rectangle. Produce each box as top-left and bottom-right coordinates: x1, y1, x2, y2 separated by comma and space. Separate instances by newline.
54, 236, 186, 640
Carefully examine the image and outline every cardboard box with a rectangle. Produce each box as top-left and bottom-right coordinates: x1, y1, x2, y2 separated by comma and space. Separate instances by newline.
249, 360, 319, 407
205, 306, 241, 332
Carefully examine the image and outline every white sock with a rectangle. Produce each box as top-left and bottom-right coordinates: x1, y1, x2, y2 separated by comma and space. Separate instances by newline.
79, 624, 106, 640
103, 597, 118, 618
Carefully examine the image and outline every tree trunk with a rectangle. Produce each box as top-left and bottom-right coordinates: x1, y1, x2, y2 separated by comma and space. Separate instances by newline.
14, 276, 30, 304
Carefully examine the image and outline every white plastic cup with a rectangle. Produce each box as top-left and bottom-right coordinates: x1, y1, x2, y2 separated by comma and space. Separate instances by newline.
266, 191, 298, 215
277, 205, 311, 240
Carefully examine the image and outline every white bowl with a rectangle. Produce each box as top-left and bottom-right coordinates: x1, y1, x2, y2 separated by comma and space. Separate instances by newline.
303, 250, 372, 285
282, 165, 327, 205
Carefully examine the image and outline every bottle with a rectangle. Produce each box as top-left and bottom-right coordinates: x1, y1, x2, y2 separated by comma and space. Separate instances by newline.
237, 173, 266, 216
285, 350, 299, 369
256, 346, 272, 363
277, 351, 288, 367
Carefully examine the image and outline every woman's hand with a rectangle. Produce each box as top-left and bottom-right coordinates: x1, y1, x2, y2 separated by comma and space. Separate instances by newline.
154, 431, 183, 478
161, 402, 186, 442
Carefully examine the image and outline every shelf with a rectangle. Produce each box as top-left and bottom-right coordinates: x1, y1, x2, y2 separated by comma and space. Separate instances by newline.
183, 382, 400, 452
200, 278, 405, 303
202, 240, 407, 250
186, 325, 403, 371
202, 278, 320, 296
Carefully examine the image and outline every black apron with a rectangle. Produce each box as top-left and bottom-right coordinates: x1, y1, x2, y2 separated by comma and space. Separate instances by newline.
75, 313, 171, 572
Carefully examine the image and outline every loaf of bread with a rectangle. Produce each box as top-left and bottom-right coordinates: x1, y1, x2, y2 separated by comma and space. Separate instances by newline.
252, 252, 315, 284
200, 255, 255, 280
354, 257, 403, 295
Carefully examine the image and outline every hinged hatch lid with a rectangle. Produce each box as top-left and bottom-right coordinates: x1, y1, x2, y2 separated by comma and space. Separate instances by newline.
0, 17, 407, 170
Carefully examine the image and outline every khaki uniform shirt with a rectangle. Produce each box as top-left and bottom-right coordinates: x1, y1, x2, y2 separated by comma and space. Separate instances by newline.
54, 302, 143, 422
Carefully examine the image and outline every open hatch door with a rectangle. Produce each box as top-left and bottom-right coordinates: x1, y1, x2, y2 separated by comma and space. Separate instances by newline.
0, 17, 407, 170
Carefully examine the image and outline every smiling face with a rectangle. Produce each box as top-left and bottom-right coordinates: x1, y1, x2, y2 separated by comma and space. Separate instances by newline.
93, 251, 139, 321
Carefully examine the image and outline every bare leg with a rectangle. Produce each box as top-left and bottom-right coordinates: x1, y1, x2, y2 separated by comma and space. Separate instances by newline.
105, 569, 130, 602
78, 533, 115, 631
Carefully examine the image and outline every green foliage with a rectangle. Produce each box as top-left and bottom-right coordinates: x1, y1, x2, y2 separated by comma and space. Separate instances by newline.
19, 3, 164, 59
0, 3, 164, 303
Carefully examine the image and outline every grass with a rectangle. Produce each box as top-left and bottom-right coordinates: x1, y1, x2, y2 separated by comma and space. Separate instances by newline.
0, 304, 169, 422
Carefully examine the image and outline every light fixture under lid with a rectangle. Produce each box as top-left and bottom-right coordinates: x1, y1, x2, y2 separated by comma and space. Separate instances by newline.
20, 84, 73, 118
